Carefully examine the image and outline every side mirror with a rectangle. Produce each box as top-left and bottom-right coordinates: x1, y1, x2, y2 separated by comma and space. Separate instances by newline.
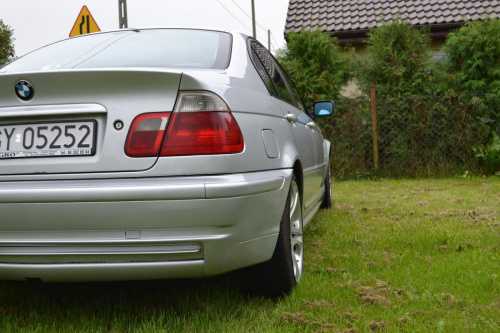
313, 101, 334, 118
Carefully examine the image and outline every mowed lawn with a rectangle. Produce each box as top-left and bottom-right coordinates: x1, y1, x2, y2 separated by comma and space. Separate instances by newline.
0, 178, 498, 332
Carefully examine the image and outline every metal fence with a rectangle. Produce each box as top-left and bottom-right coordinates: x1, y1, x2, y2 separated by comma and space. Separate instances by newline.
317, 92, 500, 179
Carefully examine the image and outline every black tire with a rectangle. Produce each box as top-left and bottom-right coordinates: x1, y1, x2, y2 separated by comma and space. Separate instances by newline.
320, 162, 332, 209
245, 176, 304, 297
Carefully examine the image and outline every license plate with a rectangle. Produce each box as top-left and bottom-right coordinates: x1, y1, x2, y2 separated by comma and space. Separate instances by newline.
0, 120, 97, 159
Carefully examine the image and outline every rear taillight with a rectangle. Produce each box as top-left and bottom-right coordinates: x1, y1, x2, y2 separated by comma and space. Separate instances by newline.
161, 91, 244, 156
125, 91, 244, 158
125, 113, 170, 157
160, 111, 244, 156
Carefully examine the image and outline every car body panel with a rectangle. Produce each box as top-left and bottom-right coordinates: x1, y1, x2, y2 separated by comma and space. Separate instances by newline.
0, 29, 330, 283
0, 69, 182, 174
0, 169, 291, 280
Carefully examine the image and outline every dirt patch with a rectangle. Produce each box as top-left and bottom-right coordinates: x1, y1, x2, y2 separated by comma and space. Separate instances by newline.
305, 300, 335, 309
343, 311, 361, 320
282, 311, 305, 324
467, 209, 483, 219
327, 268, 347, 274
375, 280, 388, 288
359, 286, 375, 293
440, 293, 457, 305
361, 295, 392, 306
335, 203, 356, 212
346, 279, 404, 307
369, 320, 386, 331
438, 210, 457, 218
416, 201, 428, 207
381, 252, 399, 264
342, 328, 357, 333
282, 311, 335, 330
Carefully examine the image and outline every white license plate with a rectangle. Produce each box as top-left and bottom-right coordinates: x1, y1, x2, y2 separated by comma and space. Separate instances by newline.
0, 120, 96, 159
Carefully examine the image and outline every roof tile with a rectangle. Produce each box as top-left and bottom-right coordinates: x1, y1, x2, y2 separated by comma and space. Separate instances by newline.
285, 0, 500, 36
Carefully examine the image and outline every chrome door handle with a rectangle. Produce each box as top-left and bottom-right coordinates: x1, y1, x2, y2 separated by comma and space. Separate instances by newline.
285, 113, 298, 123
306, 121, 317, 129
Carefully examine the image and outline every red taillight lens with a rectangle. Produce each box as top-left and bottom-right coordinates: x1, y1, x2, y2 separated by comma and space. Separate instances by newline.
125, 113, 170, 157
125, 92, 244, 158
160, 111, 244, 156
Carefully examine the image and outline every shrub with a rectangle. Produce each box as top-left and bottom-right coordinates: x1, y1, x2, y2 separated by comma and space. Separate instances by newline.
443, 18, 500, 94
277, 28, 353, 106
356, 18, 434, 98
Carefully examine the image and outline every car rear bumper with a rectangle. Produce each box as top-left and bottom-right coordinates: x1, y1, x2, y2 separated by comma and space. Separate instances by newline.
0, 169, 292, 282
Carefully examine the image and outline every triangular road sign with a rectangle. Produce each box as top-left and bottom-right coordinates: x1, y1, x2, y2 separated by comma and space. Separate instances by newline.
69, 6, 101, 37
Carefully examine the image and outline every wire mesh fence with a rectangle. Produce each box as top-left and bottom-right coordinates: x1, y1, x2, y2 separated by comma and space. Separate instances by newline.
317, 92, 500, 179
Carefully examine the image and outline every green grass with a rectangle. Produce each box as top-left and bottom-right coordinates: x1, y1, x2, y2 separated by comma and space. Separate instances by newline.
0, 177, 499, 332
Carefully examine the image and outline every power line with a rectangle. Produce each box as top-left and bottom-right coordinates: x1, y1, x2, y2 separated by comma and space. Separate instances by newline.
230, 0, 252, 20
216, 0, 279, 52
229, 0, 268, 33
215, 0, 252, 34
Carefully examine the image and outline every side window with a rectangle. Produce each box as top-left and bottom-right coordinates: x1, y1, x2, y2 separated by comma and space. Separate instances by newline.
274, 60, 307, 113
290, 84, 307, 112
250, 46, 278, 96
249, 40, 296, 107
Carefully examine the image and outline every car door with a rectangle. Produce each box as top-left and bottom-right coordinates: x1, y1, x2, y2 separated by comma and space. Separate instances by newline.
277, 64, 326, 209
285, 75, 326, 203
248, 40, 319, 211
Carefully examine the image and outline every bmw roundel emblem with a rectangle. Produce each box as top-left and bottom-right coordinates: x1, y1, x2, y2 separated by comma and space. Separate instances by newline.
15, 80, 34, 101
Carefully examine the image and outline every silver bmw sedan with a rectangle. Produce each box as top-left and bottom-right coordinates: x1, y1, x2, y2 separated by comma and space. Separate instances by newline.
0, 28, 333, 297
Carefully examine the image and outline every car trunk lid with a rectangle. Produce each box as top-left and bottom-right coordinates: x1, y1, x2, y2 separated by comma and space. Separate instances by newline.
0, 69, 182, 175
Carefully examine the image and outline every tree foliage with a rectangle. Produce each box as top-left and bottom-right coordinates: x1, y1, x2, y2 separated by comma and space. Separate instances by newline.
356, 18, 434, 98
443, 18, 500, 94
0, 19, 15, 67
277, 28, 353, 106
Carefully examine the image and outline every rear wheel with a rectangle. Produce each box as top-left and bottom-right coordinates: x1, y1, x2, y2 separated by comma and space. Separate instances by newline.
245, 176, 303, 297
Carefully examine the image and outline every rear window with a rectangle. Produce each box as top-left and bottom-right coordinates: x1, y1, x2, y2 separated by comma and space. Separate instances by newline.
1, 29, 232, 74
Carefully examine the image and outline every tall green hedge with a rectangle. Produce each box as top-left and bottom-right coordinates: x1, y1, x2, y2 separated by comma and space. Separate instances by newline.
277, 28, 354, 106
444, 18, 500, 94
355, 18, 435, 98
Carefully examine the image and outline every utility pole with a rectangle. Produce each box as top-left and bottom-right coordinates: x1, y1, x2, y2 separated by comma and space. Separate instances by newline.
268, 29, 271, 51
119, 0, 128, 29
251, 0, 256, 38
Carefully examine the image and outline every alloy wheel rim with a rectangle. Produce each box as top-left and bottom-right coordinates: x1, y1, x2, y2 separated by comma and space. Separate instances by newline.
289, 181, 303, 282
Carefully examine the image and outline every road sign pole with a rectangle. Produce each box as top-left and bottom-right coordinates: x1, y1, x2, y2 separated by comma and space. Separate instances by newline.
119, 0, 128, 29
268, 29, 271, 50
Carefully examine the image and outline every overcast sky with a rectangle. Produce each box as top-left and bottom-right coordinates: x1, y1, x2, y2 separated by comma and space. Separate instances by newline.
0, 0, 289, 57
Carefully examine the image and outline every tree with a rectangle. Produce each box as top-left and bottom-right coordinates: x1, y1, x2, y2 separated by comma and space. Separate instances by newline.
356, 18, 433, 98
277, 28, 353, 106
443, 18, 500, 94
0, 19, 15, 67
444, 18, 500, 174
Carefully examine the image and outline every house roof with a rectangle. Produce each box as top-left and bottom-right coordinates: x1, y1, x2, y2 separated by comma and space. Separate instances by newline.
285, 0, 500, 43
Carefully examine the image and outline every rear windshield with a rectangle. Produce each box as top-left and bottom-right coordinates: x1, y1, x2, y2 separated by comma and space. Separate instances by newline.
1, 29, 232, 73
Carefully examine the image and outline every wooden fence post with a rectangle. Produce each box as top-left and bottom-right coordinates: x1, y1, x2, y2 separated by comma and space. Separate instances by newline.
371, 86, 379, 172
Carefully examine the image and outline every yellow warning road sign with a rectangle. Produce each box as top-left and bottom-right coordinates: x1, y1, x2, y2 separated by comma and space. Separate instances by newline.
69, 6, 101, 37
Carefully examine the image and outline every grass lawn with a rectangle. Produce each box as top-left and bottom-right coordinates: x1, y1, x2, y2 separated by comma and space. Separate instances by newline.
0, 177, 498, 332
